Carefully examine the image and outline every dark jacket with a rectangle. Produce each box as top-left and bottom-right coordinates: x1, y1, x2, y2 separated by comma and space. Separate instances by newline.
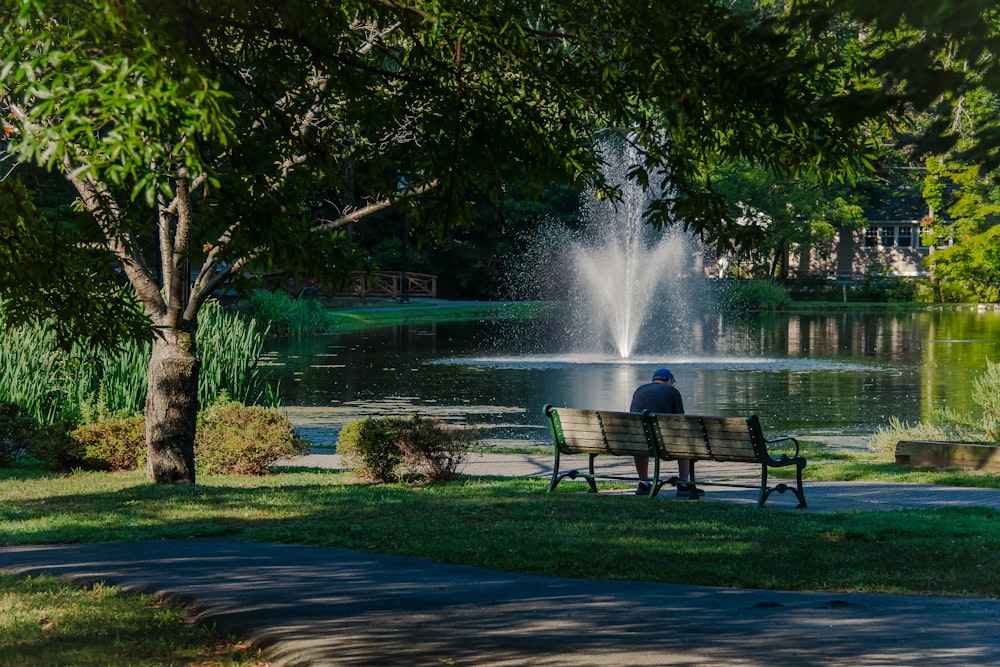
629, 382, 684, 414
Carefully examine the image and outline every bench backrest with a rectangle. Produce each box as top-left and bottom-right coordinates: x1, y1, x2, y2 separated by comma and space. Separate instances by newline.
544, 406, 656, 457
651, 414, 764, 463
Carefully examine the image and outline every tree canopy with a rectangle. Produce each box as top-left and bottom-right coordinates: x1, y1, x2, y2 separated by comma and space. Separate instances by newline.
2, 0, 993, 482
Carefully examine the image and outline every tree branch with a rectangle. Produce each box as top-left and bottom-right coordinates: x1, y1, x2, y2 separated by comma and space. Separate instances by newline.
310, 179, 440, 233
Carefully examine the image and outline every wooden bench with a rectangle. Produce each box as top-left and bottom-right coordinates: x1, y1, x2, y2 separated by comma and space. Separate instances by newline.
543, 405, 807, 508
650, 413, 807, 508
543, 405, 661, 499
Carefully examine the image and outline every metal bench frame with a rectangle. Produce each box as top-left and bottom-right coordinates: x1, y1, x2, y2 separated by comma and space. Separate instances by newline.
544, 405, 660, 499
649, 413, 807, 508
543, 405, 807, 508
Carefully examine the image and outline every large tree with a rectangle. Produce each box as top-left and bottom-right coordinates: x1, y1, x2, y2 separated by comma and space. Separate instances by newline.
2, 0, 892, 484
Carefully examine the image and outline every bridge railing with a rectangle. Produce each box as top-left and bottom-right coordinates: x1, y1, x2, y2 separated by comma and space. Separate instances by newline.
349, 271, 437, 299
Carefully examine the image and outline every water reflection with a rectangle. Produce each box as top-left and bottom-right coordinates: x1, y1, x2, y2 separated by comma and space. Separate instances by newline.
265, 309, 1000, 452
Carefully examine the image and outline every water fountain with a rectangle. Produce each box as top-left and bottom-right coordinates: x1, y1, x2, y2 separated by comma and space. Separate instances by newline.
572, 142, 700, 358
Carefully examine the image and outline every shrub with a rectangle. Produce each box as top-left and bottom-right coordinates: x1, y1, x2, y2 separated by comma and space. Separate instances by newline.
867, 417, 950, 460
337, 415, 475, 483
336, 417, 405, 482
69, 416, 146, 472
0, 402, 39, 468
27, 420, 87, 471
972, 359, 1000, 443
397, 415, 475, 482
717, 279, 789, 312
196, 402, 309, 475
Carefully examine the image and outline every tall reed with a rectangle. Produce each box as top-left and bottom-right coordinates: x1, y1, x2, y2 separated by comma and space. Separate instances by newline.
240, 289, 330, 335
285, 297, 328, 335
242, 290, 292, 333
0, 299, 275, 425
197, 299, 273, 407
65, 339, 150, 421
0, 319, 66, 423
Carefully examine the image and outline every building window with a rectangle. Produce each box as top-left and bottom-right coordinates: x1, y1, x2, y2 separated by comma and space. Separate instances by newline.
879, 226, 895, 247
864, 224, 918, 248
897, 226, 913, 247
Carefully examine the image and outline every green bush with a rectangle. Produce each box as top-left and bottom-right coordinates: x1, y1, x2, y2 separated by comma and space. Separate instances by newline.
337, 415, 475, 483
717, 279, 789, 311
196, 402, 310, 475
336, 417, 404, 482
397, 415, 475, 482
971, 360, 1000, 443
28, 420, 89, 471
69, 416, 146, 472
238, 289, 330, 336
0, 402, 39, 467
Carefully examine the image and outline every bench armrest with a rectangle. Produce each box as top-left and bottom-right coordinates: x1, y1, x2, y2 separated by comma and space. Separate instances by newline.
763, 435, 801, 460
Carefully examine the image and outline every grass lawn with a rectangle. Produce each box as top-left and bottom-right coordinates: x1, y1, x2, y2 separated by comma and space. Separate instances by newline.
4, 462, 1000, 663
4, 465, 1000, 596
324, 300, 554, 331
0, 572, 265, 666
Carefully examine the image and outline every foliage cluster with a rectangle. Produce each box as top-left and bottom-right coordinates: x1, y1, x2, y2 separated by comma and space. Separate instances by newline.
337, 415, 476, 483
238, 289, 330, 336
65, 416, 147, 472
14, 405, 306, 476
196, 401, 310, 476
716, 279, 791, 312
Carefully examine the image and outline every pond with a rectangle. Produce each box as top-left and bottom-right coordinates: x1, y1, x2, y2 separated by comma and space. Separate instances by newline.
264, 307, 1000, 453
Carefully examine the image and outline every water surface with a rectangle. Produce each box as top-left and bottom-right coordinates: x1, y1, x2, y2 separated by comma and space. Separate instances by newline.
265, 308, 1000, 452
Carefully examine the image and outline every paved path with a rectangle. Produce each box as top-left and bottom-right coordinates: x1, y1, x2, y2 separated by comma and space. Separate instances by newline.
4, 453, 1000, 665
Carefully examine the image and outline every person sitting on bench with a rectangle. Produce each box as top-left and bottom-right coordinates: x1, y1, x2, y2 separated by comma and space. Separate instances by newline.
629, 368, 699, 498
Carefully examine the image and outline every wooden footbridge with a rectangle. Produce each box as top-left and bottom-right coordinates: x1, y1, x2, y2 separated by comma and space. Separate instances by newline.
261, 271, 437, 300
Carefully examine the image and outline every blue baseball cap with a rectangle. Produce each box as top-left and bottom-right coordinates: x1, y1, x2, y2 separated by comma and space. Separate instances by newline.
652, 368, 674, 381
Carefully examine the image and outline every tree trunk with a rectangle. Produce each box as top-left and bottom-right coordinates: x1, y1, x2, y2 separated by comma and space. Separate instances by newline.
145, 328, 200, 485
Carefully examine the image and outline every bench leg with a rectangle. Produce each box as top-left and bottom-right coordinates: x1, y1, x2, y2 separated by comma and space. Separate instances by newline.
758, 464, 808, 509
548, 449, 560, 493
648, 453, 661, 499
547, 450, 598, 494
792, 464, 807, 508
585, 454, 599, 493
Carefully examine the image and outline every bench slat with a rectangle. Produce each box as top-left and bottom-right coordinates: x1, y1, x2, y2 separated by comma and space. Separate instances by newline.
650, 415, 711, 458
550, 409, 652, 456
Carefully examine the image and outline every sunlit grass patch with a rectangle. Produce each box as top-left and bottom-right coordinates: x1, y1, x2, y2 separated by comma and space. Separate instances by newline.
0, 572, 264, 666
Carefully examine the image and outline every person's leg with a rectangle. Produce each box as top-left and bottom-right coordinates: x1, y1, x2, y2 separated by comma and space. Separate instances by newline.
676, 459, 701, 498
633, 455, 651, 495
634, 455, 649, 480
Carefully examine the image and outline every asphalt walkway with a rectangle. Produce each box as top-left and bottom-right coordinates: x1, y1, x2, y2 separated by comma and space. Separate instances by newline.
3, 453, 1000, 666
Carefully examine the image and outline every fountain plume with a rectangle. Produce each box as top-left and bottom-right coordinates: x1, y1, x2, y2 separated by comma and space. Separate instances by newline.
572, 142, 698, 358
